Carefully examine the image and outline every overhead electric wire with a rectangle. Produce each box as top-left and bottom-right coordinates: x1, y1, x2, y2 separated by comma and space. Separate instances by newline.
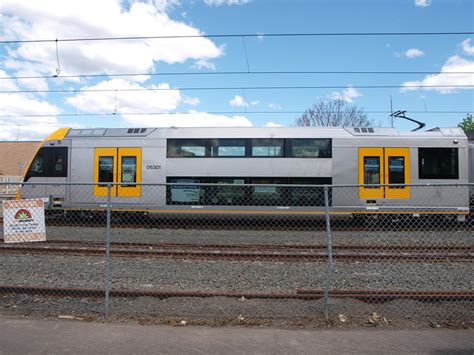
0, 110, 471, 119
1, 70, 473, 81
1, 84, 473, 94
1, 31, 473, 44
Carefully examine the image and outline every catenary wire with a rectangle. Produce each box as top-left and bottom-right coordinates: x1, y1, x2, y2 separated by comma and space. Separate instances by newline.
1, 31, 473, 44
1, 70, 473, 80
1, 84, 473, 94
0, 110, 472, 119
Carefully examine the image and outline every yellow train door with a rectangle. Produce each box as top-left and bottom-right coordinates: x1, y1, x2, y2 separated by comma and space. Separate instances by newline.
93, 147, 142, 197
384, 148, 410, 199
93, 148, 117, 197
358, 147, 410, 199
358, 148, 384, 199
117, 147, 142, 197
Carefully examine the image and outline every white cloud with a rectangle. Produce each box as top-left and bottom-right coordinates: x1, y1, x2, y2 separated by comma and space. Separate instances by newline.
204, 0, 251, 6
330, 86, 361, 103
183, 96, 200, 106
461, 39, 474, 55
268, 102, 282, 110
0, 0, 223, 80
405, 48, 425, 58
415, 0, 431, 7
0, 70, 19, 91
66, 79, 181, 113
192, 59, 216, 70
229, 95, 259, 107
123, 110, 252, 127
401, 55, 474, 94
265, 122, 282, 127
0, 70, 63, 140
229, 95, 248, 107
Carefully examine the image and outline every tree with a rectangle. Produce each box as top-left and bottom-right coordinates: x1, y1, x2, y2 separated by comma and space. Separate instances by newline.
295, 98, 375, 127
458, 113, 474, 132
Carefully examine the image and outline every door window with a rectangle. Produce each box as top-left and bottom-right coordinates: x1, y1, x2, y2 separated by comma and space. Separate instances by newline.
363, 157, 380, 185
388, 157, 405, 185
98, 156, 114, 183
121, 156, 137, 184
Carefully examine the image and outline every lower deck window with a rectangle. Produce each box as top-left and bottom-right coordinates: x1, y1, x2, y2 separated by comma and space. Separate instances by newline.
166, 177, 331, 206
419, 148, 459, 179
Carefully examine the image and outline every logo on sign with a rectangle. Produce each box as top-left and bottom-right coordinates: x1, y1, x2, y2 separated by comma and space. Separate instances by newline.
14, 209, 32, 221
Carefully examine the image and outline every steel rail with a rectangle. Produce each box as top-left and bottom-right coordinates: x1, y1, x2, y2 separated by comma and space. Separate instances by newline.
0, 285, 472, 302
0, 242, 471, 262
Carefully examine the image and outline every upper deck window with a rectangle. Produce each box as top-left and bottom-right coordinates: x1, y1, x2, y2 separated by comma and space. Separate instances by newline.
251, 139, 284, 157
419, 148, 459, 179
167, 139, 207, 157
166, 137, 332, 158
211, 139, 246, 157
287, 138, 332, 158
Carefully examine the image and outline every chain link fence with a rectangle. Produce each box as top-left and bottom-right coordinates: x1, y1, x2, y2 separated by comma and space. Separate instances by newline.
0, 182, 472, 327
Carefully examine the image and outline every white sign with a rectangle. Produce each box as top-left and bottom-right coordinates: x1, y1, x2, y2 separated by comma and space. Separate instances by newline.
2, 199, 46, 243
171, 179, 200, 203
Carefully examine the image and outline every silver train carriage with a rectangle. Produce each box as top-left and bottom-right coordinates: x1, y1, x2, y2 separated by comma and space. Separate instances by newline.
18, 126, 472, 219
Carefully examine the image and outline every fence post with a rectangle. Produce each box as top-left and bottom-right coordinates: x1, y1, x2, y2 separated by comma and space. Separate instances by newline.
104, 183, 112, 318
323, 185, 334, 320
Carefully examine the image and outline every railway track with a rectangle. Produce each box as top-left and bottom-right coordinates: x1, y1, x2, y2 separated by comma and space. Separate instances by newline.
3, 215, 472, 231
0, 285, 472, 302
0, 240, 471, 262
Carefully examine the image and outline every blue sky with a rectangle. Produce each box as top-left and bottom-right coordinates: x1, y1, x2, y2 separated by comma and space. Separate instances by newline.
0, 0, 473, 140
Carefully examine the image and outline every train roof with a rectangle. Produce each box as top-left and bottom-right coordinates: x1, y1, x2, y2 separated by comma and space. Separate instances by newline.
63, 126, 467, 139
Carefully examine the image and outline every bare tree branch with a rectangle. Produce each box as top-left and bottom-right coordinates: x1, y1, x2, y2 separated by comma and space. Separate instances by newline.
295, 98, 374, 127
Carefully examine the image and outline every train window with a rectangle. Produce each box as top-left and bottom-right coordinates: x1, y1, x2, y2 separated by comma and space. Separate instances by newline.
364, 157, 380, 185
208, 178, 247, 205
287, 139, 332, 158
388, 157, 405, 185
98, 156, 114, 183
250, 178, 287, 206
251, 139, 284, 157
167, 178, 204, 204
25, 147, 68, 181
48, 150, 67, 177
419, 148, 459, 179
27, 153, 46, 177
211, 139, 246, 157
167, 139, 208, 157
121, 156, 137, 184
289, 177, 331, 206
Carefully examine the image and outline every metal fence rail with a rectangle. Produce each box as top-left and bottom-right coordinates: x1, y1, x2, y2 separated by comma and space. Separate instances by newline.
0, 181, 472, 327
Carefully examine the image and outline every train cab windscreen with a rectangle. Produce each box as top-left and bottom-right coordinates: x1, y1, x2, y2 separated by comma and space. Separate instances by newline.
24, 147, 68, 181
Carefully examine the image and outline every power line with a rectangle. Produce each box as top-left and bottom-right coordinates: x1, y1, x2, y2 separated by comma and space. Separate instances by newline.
1, 70, 473, 81
0, 84, 473, 94
1, 31, 473, 44
0, 110, 471, 119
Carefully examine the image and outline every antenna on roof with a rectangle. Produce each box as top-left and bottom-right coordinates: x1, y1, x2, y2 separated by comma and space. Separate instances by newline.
390, 110, 426, 131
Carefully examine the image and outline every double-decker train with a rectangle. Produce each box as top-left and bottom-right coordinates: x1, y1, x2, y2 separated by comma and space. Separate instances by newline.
18, 126, 472, 219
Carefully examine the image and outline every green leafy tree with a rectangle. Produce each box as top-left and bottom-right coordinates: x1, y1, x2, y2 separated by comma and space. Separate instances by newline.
458, 113, 474, 132
295, 98, 375, 127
